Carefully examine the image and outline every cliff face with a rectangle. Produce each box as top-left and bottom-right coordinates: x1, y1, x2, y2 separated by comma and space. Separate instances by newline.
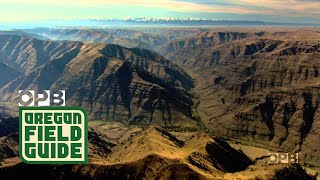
0, 35, 195, 127
160, 30, 320, 165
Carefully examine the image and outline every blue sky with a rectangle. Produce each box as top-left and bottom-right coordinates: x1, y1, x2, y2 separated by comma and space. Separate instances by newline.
0, 0, 319, 24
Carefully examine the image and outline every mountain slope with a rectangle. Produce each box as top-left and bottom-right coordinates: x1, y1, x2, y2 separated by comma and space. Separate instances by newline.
0, 34, 83, 74
0, 117, 18, 137
0, 126, 254, 179
0, 62, 21, 87
106, 126, 252, 175
1, 121, 317, 179
159, 31, 255, 56
0, 36, 195, 126
160, 30, 320, 166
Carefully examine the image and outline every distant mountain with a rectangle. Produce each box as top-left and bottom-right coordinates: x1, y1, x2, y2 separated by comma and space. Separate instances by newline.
24, 28, 169, 51
92, 18, 311, 27
2, 18, 319, 29
21, 28, 210, 52
0, 31, 48, 40
159, 31, 255, 55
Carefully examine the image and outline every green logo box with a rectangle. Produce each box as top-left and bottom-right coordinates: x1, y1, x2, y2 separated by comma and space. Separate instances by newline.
19, 107, 88, 164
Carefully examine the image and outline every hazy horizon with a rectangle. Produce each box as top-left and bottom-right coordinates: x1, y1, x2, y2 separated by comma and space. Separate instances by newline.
1, 0, 319, 25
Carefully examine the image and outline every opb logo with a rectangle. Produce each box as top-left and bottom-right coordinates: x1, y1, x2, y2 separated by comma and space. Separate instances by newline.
19, 90, 65, 107
268, 153, 298, 164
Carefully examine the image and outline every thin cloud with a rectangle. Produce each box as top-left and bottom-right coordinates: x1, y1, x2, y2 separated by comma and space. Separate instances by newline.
237, 0, 320, 16
0, 0, 269, 14
0, 0, 319, 22
174, 0, 320, 18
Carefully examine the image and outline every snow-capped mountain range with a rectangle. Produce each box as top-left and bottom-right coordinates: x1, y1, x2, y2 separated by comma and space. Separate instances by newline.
1, 18, 318, 29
